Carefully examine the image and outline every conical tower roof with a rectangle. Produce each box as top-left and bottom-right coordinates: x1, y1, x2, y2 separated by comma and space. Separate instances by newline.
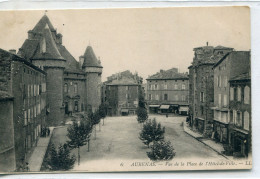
82, 46, 102, 68
32, 24, 64, 60
32, 15, 55, 33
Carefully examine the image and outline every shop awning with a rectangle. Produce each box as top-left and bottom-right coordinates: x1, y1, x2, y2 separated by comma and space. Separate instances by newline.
121, 109, 129, 113
149, 105, 160, 108
160, 105, 170, 109
179, 106, 189, 112
196, 117, 205, 121
234, 128, 249, 135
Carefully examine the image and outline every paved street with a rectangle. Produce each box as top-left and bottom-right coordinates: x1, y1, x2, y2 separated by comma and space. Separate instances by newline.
48, 115, 226, 171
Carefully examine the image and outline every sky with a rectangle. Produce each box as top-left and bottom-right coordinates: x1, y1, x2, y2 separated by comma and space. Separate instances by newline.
0, 7, 250, 82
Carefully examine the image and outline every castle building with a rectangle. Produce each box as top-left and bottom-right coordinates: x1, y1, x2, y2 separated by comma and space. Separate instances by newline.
18, 15, 102, 126
188, 44, 233, 135
146, 68, 189, 115
0, 49, 47, 171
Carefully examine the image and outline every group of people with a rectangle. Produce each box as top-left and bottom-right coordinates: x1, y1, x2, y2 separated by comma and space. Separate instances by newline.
41, 127, 50, 137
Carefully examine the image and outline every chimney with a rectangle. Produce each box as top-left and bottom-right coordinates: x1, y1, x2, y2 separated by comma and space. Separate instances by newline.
160, 69, 164, 73
206, 42, 209, 46
79, 56, 84, 68
9, 49, 16, 54
56, 33, 63, 44
28, 30, 34, 40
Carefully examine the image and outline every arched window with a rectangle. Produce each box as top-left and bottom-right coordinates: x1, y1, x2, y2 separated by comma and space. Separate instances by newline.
244, 86, 250, 104
64, 83, 68, 93
237, 87, 241, 101
230, 87, 234, 101
243, 111, 250, 130
74, 83, 78, 94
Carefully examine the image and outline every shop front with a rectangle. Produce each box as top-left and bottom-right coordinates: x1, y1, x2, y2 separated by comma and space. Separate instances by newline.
195, 118, 205, 134
179, 106, 189, 115
121, 109, 129, 116
231, 128, 249, 158
159, 105, 170, 114
212, 121, 228, 144
148, 105, 160, 114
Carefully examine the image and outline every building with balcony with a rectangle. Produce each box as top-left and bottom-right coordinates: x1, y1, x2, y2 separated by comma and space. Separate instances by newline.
212, 51, 250, 144
146, 68, 189, 115
229, 71, 251, 158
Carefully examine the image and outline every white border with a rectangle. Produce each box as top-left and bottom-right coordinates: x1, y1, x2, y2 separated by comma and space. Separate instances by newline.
0, 1, 260, 178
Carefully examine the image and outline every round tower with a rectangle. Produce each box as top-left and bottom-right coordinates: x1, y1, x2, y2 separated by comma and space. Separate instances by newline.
81, 46, 103, 113
28, 17, 66, 126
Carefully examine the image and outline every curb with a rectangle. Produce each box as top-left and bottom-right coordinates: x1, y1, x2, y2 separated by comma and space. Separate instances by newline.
183, 125, 229, 160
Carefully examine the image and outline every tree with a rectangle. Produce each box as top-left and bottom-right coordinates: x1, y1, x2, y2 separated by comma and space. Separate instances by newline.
136, 86, 148, 124
139, 118, 165, 147
88, 111, 101, 139
47, 143, 76, 171
67, 120, 89, 165
147, 140, 175, 161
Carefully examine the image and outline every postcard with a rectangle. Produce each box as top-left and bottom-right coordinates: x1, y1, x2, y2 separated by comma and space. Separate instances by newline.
0, 7, 251, 173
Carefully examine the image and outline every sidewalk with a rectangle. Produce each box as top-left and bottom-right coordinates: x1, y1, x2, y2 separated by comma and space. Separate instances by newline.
28, 127, 54, 172
183, 123, 232, 160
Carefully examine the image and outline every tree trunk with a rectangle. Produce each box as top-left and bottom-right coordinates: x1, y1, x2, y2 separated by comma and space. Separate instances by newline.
99, 122, 101, 131
94, 125, 96, 140
88, 139, 90, 152
78, 147, 80, 165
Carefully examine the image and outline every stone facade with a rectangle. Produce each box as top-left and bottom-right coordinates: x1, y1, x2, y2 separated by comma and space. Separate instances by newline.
103, 71, 141, 116
0, 49, 47, 171
18, 15, 103, 125
188, 44, 233, 136
212, 51, 250, 144
146, 68, 189, 115
229, 73, 251, 158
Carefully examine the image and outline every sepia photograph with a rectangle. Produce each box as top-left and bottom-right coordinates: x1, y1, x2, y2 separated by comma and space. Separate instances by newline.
0, 6, 251, 173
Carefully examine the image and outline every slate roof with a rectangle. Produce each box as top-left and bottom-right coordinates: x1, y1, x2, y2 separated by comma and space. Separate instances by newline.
230, 72, 251, 82
147, 68, 188, 80
32, 25, 64, 60
18, 15, 83, 73
82, 46, 102, 68
32, 15, 55, 33
106, 77, 139, 86
214, 45, 234, 50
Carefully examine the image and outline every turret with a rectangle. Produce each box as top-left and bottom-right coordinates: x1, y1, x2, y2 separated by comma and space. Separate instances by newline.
81, 46, 103, 112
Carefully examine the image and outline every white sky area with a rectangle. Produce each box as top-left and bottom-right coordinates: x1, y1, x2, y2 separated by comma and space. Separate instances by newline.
0, 7, 250, 82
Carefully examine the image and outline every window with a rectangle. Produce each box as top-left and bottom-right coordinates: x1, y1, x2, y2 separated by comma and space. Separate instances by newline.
218, 76, 222, 87
155, 94, 159, 100
182, 95, 185, 101
126, 86, 129, 90
201, 106, 204, 115
164, 94, 168, 101
126, 94, 130, 99
244, 86, 250, 104
236, 111, 242, 127
224, 76, 228, 88
64, 83, 68, 93
28, 109, 30, 123
230, 87, 234, 101
74, 83, 78, 93
148, 84, 151, 90
237, 87, 241, 101
164, 84, 167, 90
218, 94, 221, 107
24, 111, 27, 125
243, 111, 250, 130
223, 95, 227, 107
155, 84, 158, 90
148, 94, 152, 100
175, 95, 178, 101
200, 92, 204, 102
174, 84, 178, 90
182, 84, 185, 90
